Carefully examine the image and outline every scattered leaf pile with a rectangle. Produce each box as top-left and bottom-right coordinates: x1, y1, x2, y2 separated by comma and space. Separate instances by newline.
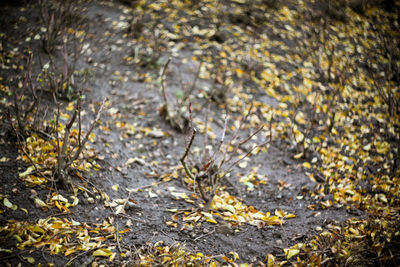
0, 216, 128, 263
0, 0, 399, 265
18, 119, 98, 187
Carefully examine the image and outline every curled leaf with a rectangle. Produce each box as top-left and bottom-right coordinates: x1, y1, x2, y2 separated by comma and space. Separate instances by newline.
92, 248, 113, 257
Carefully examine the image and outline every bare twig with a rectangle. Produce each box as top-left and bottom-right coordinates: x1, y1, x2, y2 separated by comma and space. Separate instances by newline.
223, 140, 269, 175
180, 126, 197, 181
160, 57, 171, 106
6, 110, 47, 179
115, 223, 122, 253
60, 98, 78, 165
201, 101, 211, 162
184, 60, 203, 100
66, 97, 106, 166
207, 113, 228, 166
180, 101, 269, 203
220, 103, 254, 167
12, 53, 42, 136
55, 100, 62, 180
64, 250, 91, 267
180, 123, 209, 202
193, 227, 215, 241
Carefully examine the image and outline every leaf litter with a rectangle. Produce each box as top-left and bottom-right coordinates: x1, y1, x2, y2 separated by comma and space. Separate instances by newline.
0, 0, 399, 266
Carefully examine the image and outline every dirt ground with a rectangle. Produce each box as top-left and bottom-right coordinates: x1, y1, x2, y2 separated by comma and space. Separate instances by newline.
1, 0, 399, 266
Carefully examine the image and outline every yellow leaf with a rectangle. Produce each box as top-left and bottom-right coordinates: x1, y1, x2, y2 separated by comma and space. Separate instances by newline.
275, 209, 285, 218
92, 248, 113, 257
148, 190, 157, 198
25, 257, 35, 264
112, 184, 119, 191
349, 228, 359, 235
224, 205, 236, 214
363, 143, 371, 151
34, 197, 47, 208
32, 225, 46, 234
20, 208, 28, 214
235, 68, 245, 77
285, 213, 296, 219
265, 253, 276, 267
110, 252, 117, 262
19, 166, 36, 178
378, 194, 387, 203
115, 205, 124, 215
201, 212, 218, 224
0, 157, 10, 162
284, 248, 299, 259
14, 234, 22, 242
70, 196, 79, 206
65, 248, 77, 256
51, 194, 69, 203
293, 152, 303, 159
312, 136, 320, 143
302, 162, 311, 168
229, 251, 239, 260
3, 198, 12, 208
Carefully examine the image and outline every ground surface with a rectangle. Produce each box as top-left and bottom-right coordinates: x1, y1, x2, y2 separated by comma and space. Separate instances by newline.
0, 0, 399, 266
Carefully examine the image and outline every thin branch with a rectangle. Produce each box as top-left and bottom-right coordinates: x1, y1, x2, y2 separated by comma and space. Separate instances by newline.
78, 93, 82, 147
180, 128, 197, 182
13, 86, 24, 134
115, 223, 122, 253
223, 140, 270, 175
160, 57, 171, 105
269, 114, 273, 142
6, 110, 46, 179
221, 104, 256, 167
66, 97, 106, 166
205, 113, 227, 170
180, 126, 209, 202
201, 101, 211, 162
19, 52, 33, 99
225, 102, 253, 151
55, 100, 62, 179
194, 227, 215, 241
184, 59, 203, 100
60, 99, 78, 164
238, 125, 264, 146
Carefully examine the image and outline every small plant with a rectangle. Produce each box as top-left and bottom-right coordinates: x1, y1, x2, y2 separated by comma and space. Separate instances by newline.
38, 0, 87, 99
368, 24, 400, 117
289, 14, 348, 162
126, 6, 165, 69
158, 58, 190, 132
37, 28, 87, 100
180, 103, 270, 204
11, 52, 43, 137
8, 49, 104, 191
367, 23, 400, 177
53, 95, 106, 189
38, 0, 81, 54
8, 95, 106, 190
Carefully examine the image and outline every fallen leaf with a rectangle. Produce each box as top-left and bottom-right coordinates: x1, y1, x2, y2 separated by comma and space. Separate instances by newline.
148, 190, 158, 198
92, 248, 113, 257
284, 248, 299, 259
33, 196, 47, 208
0, 157, 10, 162
3, 198, 13, 209
148, 129, 164, 138
112, 184, 119, 191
